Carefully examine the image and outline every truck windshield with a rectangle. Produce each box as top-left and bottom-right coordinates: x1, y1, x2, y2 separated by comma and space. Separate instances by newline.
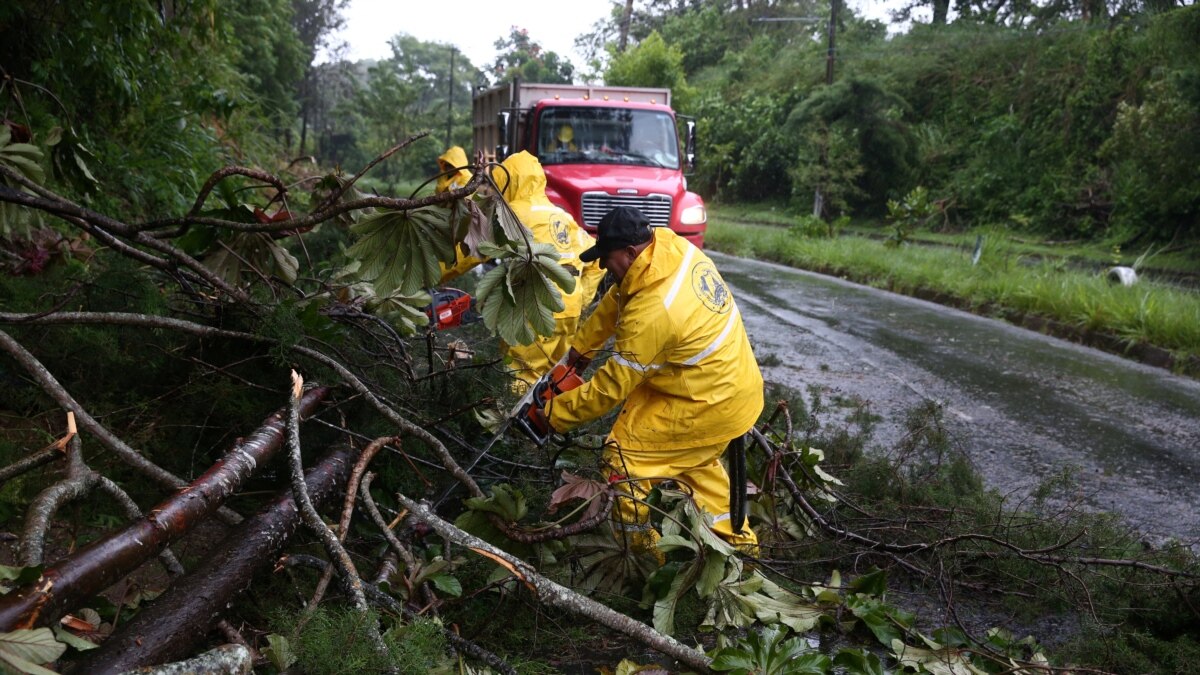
537, 107, 680, 169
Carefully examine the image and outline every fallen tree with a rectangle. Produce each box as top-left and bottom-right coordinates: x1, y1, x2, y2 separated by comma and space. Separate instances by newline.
75, 442, 360, 673
0, 387, 330, 632
1, 130, 1197, 674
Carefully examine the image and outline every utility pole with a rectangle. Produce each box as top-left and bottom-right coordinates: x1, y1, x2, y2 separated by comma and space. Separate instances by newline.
814, 0, 838, 219
446, 47, 455, 148
751, 12, 835, 218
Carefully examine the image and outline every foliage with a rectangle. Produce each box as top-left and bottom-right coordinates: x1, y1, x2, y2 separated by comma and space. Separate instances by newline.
285, 607, 446, 674
0, 628, 66, 675
348, 206, 459, 295
605, 32, 696, 110
885, 186, 938, 247
787, 77, 916, 214
492, 27, 574, 84
474, 240, 574, 346
709, 625, 827, 674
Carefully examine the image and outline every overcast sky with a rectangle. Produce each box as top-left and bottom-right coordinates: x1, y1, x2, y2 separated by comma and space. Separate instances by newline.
328, 0, 914, 74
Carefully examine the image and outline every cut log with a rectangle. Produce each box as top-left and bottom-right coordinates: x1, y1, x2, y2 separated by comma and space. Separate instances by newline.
0, 387, 330, 632
113, 644, 252, 674
74, 443, 360, 674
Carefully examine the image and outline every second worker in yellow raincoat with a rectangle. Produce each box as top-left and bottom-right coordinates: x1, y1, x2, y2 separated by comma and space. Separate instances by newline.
440, 151, 606, 384
435, 146, 473, 193
543, 206, 763, 549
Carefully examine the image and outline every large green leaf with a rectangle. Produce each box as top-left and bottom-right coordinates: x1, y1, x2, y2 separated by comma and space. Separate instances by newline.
832, 648, 887, 675
890, 638, 988, 675
462, 484, 527, 521
202, 231, 299, 286
0, 127, 45, 184
0, 628, 66, 674
347, 206, 457, 296
473, 242, 574, 346
262, 633, 297, 671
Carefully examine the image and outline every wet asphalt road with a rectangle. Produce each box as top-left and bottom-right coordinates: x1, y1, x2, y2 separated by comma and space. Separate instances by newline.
712, 252, 1200, 544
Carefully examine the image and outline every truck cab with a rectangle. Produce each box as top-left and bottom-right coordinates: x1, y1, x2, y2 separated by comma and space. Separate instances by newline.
474, 82, 707, 247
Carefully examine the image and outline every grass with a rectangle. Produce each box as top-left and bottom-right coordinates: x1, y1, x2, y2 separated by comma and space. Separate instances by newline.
708, 203, 1200, 276
704, 213, 1200, 369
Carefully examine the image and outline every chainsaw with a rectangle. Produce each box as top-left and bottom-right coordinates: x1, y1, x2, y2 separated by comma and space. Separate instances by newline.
423, 288, 477, 330
431, 353, 585, 509
511, 357, 585, 446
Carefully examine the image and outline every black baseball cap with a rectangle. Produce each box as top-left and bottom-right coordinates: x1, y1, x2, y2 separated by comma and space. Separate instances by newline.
580, 206, 653, 262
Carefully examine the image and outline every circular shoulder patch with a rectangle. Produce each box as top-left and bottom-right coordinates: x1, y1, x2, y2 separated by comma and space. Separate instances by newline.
549, 214, 572, 249
690, 261, 732, 314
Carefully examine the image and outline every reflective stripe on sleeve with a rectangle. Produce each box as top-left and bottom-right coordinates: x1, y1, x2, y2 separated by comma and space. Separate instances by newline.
682, 304, 740, 366
611, 353, 662, 374
662, 245, 696, 310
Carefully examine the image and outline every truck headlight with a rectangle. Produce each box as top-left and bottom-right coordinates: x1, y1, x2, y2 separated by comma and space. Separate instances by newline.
680, 204, 707, 225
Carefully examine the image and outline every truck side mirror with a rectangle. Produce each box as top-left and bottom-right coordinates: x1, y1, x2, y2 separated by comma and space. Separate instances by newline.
496, 111, 511, 160
684, 118, 698, 174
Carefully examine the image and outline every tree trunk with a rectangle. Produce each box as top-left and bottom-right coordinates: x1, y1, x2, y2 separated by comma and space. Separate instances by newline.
933, 0, 950, 24
74, 443, 361, 674
618, 0, 635, 52
0, 387, 330, 632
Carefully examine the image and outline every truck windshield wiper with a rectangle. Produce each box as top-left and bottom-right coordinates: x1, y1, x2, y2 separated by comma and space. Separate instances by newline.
613, 151, 665, 167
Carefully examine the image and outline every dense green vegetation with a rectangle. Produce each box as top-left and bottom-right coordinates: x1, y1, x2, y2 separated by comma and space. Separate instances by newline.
595, 0, 1199, 245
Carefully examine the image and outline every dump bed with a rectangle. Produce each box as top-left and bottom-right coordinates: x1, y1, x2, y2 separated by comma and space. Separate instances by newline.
473, 82, 671, 162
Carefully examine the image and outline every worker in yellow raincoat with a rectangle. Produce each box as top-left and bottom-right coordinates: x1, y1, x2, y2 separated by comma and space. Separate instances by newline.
440, 151, 606, 384
542, 206, 762, 552
435, 146, 473, 193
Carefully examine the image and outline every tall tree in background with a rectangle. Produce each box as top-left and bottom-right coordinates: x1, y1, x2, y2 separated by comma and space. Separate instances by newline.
293, 0, 351, 154
605, 31, 694, 108
229, 0, 307, 137
492, 27, 574, 84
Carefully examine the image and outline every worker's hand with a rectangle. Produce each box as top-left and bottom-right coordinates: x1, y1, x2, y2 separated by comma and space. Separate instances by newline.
566, 347, 591, 374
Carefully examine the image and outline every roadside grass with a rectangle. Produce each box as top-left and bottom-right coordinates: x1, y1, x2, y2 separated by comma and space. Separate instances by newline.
705, 216, 1200, 369
707, 203, 1200, 277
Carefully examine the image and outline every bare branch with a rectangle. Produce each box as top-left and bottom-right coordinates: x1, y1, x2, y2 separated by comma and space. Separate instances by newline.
395, 492, 714, 673
188, 166, 288, 217
0, 328, 195, 496
284, 371, 389, 659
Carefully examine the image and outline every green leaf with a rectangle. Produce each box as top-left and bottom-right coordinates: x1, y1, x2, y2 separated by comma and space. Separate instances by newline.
268, 241, 299, 285
262, 633, 297, 671
848, 568, 887, 597
176, 225, 219, 256
833, 648, 886, 675
652, 566, 692, 635
0, 628, 67, 669
695, 551, 728, 599
0, 650, 61, 675
463, 484, 527, 521
0, 152, 45, 184
51, 626, 97, 652
348, 206, 457, 296
708, 648, 757, 672
429, 573, 462, 597
891, 638, 988, 675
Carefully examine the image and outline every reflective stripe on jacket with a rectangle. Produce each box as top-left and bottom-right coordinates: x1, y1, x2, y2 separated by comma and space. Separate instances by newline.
547, 228, 764, 450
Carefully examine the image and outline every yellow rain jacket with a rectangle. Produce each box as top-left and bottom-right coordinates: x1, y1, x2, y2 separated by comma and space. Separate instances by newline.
546, 227, 764, 451
441, 151, 605, 380
436, 146, 473, 193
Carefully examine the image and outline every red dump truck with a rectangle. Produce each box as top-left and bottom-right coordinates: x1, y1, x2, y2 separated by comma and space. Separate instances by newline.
473, 81, 707, 247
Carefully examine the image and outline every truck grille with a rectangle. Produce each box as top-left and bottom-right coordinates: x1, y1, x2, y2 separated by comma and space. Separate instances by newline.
580, 192, 673, 228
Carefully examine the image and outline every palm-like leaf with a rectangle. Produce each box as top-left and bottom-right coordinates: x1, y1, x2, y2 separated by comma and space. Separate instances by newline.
347, 205, 457, 295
